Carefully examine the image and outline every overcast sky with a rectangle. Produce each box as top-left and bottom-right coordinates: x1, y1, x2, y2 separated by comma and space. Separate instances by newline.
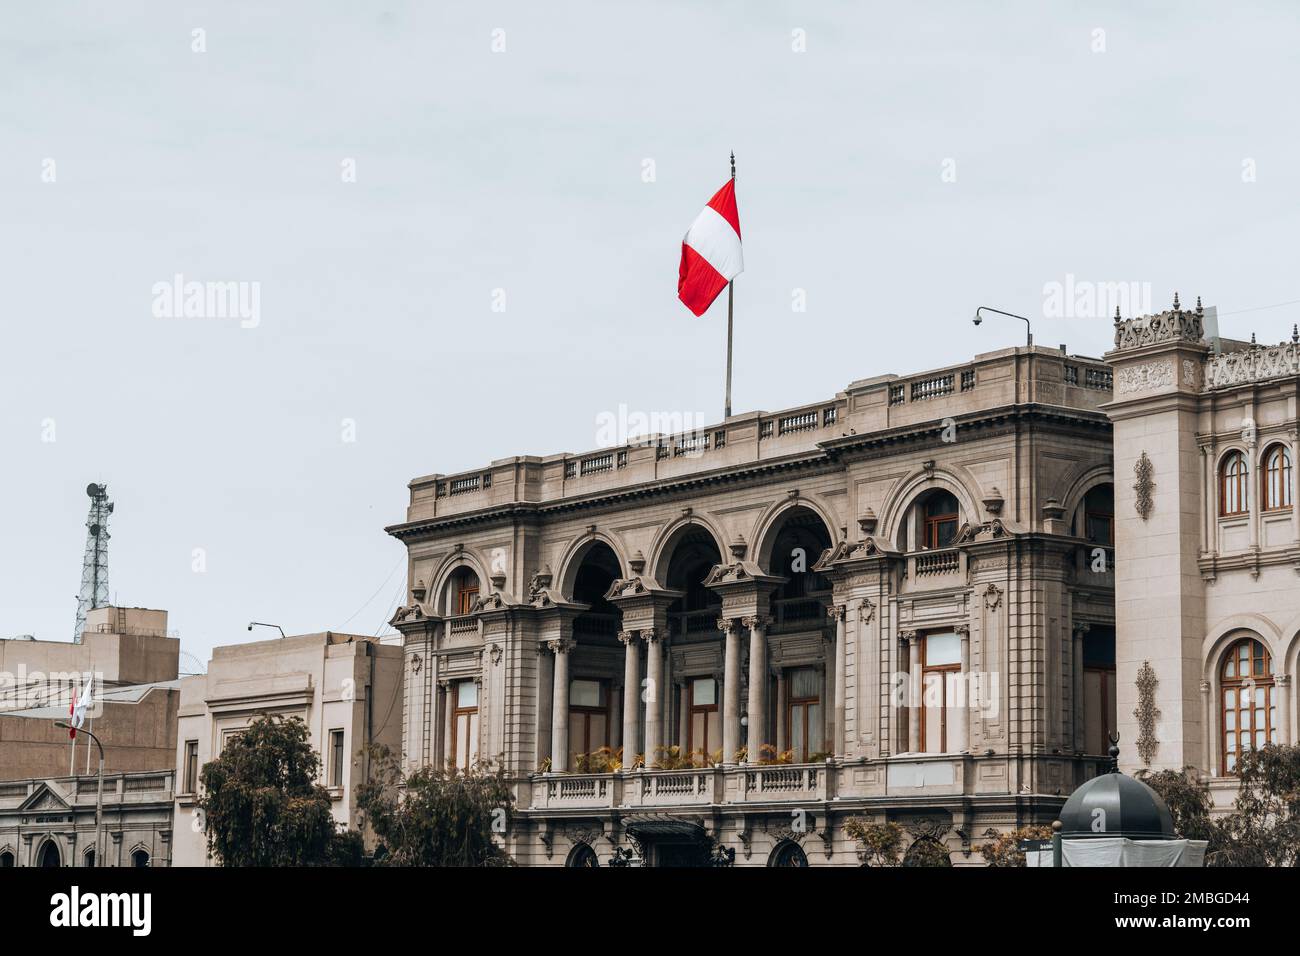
3, 2, 1298, 667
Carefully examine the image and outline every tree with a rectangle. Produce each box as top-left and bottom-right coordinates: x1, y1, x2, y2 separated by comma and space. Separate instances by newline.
980, 825, 1053, 867
356, 746, 516, 866
1215, 744, 1300, 867
197, 714, 341, 867
1136, 766, 1225, 858
843, 818, 903, 866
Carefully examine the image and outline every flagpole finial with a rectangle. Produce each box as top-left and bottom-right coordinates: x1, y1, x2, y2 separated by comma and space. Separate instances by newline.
730, 151, 735, 179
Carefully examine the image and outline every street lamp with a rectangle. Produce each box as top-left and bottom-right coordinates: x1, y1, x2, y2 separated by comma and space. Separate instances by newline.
56, 722, 104, 868
973, 306, 1033, 348
248, 622, 286, 639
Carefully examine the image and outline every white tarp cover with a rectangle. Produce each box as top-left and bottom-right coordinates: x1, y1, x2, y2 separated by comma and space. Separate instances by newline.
1025, 838, 1207, 867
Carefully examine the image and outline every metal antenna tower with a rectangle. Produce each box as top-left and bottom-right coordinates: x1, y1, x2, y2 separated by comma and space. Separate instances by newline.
74, 483, 113, 643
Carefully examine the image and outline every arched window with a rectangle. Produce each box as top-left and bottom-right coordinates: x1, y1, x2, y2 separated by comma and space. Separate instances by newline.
921, 491, 959, 549
1262, 445, 1292, 511
447, 567, 480, 616
38, 841, 60, 868
132, 849, 150, 868
0, 850, 14, 867
768, 840, 809, 867
1220, 638, 1275, 774
84, 849, 95, 868
565, 843, 599, 868
1219, 451, 1248, 516
1082, 485, 1114, 547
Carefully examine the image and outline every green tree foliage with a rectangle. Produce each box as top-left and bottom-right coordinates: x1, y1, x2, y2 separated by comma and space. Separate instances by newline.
356, 746, 516, 867
1136, 766, 1224, 856
1214, 744, 1300, 867
980, 825, 1053, 867
843, 818, 903, 866
197, 715, 341, 867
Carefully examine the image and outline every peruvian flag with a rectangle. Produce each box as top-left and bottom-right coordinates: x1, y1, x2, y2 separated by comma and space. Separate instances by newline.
678, 178, 743, 316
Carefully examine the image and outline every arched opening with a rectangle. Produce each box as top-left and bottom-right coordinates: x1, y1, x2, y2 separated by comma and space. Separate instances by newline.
1220, 637, 1275, 774
1219, 450, 1249, 517
565, 843, 599, 868
84, 848, 95, 868
445, 566, 480, 617
132, 849, 150, 868
571, 542, 622, 640
1081, 484, 1114, 547
1262, 444, 1293, 512
762, 507, 833, 629
38, 840, 60, 868
768, 840, 809, 867
901, 837, 952, 867
896, 489, 961, 552
664, 527, 723, 638
0, 850, 14, 867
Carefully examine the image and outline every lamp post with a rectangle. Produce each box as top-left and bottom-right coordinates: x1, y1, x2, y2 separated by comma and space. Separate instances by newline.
973, 306, 1033, 348
247, 622, 286, 639
56, 722, 104, 868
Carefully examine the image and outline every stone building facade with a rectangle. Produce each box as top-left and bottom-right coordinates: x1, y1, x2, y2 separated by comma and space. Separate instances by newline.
1106, 296, 1300, 810
170, 630, 403, 866
386, 344, 1122, 866
0, 771, 174, 867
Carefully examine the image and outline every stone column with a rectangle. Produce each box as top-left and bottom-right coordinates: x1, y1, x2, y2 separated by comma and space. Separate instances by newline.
721, 617, 742, 764
549, 639, 573, 772
1200, 679, 1213, 774
745, 616, 768, 759
610, 680, 623, 752
954, 624, 971, 754
536, 644, 554, 770
1072, 623, 1088, 753
1277, 675, 1293, 746
441, 679, 454, 766
677, 681, 689, 750
643, 628, 664, 764
831, 604, 847, 756
619, 631, 640, 764
904, 630, 921, 753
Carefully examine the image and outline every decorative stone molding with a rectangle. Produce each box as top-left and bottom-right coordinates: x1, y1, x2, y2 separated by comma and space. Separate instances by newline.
982, 583, 1003, 611
617, 631, 637, 645
1115, 361, 1173, 395
640, 627, 662, 644
1204, 332, 1300, 390
489, 643, 503, 666
858, 599, 876, 624
1134, 661, 1160, 767
1112, 296, 1204, 350
716, 617, 735, 633
546, 638, 575, 655
825, 604, 847, 623
899, 628, 919, 645
954, 518, 1010, 543
741, 616, 770, 631
981, 488, 1004, 516
1134, 452, 1155, 521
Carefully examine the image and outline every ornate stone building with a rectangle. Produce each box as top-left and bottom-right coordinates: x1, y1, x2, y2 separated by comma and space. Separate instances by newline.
1106, 296, 1300, 810
386, 343, 1122, 866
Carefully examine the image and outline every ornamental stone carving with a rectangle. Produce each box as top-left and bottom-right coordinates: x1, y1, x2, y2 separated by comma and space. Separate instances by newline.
1112, 298, 1204, 350
1115, 361, 1173, 395
1204, 333, 1300, 390
1134, 452, 1155, 521
1134, 661, 1160, 767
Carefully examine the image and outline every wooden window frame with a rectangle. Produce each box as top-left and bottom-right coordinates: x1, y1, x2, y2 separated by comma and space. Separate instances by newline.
1219, 451, 1249, 517
921, 494, 959, 550
568, 679, 610, 758
329, 728, 345, 788
1220, 638, 1275, 775
1262, 444, 1293, 512
919, 635, 960, 753
687, 677, 718, 755
785, 667, 822, 762
450, 682, 479, 770
455, 582, 479, 616
183, 739, 199, 794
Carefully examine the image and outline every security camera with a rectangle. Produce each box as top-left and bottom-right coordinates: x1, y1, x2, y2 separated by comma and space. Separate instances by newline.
972, 313, 982, 326
247, 623, 253, 631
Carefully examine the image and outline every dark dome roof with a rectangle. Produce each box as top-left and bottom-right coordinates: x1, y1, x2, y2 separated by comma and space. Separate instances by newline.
1058, 768, 1176, 840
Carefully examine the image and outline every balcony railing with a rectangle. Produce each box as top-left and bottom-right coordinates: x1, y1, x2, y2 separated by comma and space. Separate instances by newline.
447, 615, 478, 635
915, 549, 960, 576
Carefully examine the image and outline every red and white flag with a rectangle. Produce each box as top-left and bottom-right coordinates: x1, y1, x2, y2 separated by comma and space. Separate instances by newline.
678, 178, 743, 316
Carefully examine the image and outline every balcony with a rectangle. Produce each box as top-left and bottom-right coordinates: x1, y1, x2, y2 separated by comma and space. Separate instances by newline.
903, 549, 964, 589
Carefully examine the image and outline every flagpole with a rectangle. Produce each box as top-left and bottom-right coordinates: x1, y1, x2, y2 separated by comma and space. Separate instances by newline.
724, 150, 735, 420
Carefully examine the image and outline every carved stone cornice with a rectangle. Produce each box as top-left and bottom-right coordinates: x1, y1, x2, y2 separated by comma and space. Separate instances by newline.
1205, 333, 1300, 391
1112, 297, 1205, 351
389, 602, 439, 629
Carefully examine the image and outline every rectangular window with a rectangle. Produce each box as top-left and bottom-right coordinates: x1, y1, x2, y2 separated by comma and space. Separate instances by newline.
183, 740, 199, 794
920, 633, 961, 753
329, 729, 345, 787
451, 681, 480, 770
1082, 628, 1117, 755
456, 583, 479, 616
688, 677, 720, 758
786, 667, 822, 762
568, 679, 609, 763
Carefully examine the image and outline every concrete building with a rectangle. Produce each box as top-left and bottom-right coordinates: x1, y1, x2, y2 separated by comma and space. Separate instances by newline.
171, 630, 403, 866
1105, 296, 1300, 810
0, 771, 174, 867
385, 343, 1122, 866
0, 606, 180, 780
